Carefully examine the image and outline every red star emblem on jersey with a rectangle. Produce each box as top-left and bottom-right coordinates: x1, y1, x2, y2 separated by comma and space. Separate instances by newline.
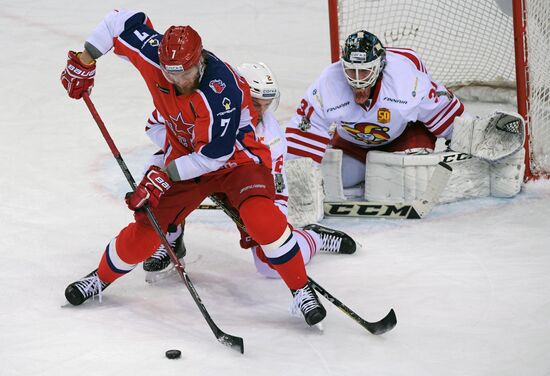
166, 112, 195, 149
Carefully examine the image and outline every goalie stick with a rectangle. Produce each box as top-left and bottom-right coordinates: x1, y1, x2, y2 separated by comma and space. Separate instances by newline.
208, 194, 397, 335
82, 93, 244, 354
324, 161, 453, 218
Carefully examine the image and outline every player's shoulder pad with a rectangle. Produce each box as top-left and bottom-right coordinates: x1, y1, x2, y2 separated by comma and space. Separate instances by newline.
382, 49, 432, 103
118, 12, 161, 65
198, 51, 243, 116
315, 62, 352, 113
385, 48, 428, 73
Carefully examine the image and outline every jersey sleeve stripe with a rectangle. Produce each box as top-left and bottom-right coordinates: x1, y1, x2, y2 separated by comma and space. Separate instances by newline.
431, 103, 465, 136
287, 146, 324, 164
285, 127, 331, 144
426, 98, 461, 130
286, 135, 327, 154
425, 97, 460, 126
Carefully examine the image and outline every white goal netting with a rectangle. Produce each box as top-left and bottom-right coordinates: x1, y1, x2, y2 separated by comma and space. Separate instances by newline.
332, 0, 550, 177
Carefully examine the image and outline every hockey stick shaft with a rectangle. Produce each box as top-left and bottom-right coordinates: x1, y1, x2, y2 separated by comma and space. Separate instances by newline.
208, 195, 397, 334
81, 93, 244, 353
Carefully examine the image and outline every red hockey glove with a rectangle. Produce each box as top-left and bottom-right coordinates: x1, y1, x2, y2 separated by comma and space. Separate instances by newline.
60, 51, 96, 99
239, 225, 259, 249
126, 166, 172, 210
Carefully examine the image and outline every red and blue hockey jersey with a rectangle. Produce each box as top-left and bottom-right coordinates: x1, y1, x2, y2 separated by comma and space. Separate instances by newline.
86, 9, 271, 180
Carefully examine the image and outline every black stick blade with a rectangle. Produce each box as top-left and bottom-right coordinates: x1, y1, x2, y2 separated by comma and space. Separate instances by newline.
308, 277, 397, 335
363, 308, 397, 335
217, 333, 244, 354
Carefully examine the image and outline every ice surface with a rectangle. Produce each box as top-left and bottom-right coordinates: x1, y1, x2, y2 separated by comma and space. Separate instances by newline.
1, 1, 550, 375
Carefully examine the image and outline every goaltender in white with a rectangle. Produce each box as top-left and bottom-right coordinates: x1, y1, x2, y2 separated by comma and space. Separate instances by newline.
284, 30, 525, 221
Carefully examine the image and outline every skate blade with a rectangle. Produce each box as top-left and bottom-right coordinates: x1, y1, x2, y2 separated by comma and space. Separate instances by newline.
145, 259, 186, 284
313, 322, 324, 332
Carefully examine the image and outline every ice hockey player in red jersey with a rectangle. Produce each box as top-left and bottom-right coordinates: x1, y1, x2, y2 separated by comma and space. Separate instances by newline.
60, 9, 326, 326
141, 62, 357, 281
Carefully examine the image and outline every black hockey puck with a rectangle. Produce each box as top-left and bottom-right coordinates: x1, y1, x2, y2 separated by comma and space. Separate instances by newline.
165, 349, 181, 359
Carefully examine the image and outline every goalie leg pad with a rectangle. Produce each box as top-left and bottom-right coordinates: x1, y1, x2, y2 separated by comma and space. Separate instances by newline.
365, 149, 524, 203
341, 152, 367, 188
365, 151, 446, 202
319, 149, 346, 201
490, 148, 525, 197
286, 157, 324, 227
365, 150, 493, 203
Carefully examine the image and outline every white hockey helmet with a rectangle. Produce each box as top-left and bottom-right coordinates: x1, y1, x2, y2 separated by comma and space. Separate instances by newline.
237, 62, 280, 112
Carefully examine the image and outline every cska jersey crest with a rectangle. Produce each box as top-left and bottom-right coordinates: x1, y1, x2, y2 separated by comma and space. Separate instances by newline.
166, 112, 195, 149
209, 79, 226, 94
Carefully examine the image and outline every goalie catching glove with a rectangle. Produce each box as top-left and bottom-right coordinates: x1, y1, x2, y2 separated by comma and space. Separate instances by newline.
126, 166, 172, 210
450, 111, 525, 162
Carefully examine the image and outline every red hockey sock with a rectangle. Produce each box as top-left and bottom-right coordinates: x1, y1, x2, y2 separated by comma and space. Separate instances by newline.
240, 196, 307, 290
270, 250, 308, 290
97, 222, 160, 283
239, 196, 287, 244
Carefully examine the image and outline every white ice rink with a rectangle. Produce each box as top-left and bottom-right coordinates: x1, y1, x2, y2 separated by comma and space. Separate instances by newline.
1, 1, 550, 375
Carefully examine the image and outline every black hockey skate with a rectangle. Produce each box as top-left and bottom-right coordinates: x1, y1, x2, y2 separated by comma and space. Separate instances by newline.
143, 231, 186, 283
291, 282, 326, 326
65, 269, 110, 306
303, 224, 357, 254
143, 231, 186, 272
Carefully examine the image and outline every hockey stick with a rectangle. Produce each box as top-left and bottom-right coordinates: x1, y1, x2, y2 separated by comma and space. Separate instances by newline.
81, 93, 244, 354
208, 194, 397, 335
307, 277, 396, 335
324, 161, 453, 218
197, 203, 220, 209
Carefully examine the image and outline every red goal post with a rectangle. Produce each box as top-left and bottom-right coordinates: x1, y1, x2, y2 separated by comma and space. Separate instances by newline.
328, 0, 550, 180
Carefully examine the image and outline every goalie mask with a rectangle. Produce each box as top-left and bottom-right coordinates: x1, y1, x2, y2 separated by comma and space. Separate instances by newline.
341, 30, 386, 89
237, 62, 280, 112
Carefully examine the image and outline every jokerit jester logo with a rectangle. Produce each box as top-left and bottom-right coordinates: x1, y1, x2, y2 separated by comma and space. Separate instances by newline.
341, 121, 390, 144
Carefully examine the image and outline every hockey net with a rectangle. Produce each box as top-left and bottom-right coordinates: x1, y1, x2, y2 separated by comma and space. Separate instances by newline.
328, 0, 550, 179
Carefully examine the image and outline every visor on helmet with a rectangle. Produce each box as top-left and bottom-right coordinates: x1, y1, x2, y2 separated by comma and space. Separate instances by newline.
342, 56, 382, 89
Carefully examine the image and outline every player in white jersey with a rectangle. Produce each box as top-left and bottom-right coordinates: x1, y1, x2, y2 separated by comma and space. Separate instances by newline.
142, 62, 357, 280
284, 30, 524, 210
285, 30, 465, 187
